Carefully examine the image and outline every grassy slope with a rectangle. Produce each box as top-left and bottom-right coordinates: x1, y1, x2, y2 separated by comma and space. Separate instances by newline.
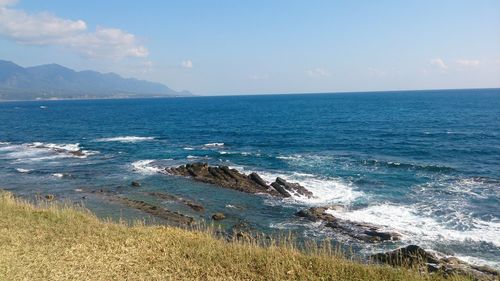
0, 192, 468, 281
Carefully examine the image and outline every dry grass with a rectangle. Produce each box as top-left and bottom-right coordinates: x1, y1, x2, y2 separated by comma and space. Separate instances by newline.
0, 191, 469, 281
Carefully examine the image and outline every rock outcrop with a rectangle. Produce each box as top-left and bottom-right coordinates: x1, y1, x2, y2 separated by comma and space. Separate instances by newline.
147, 192, 204, 212
296, 207, 401, 242
90, 189, 194, 226
371, 245, 499, 281
166, 163, 313, 198
212, 212, 225, 221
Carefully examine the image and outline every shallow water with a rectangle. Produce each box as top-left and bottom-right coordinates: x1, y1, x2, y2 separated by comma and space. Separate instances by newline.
0, 89, 499, 268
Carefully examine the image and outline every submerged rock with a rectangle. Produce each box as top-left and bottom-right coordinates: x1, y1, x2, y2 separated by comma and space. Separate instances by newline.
165, 162, 313, 198
91, 189, 194, 226
67, 150, 85, 157
212, 212, 225, 221
147, 192, 204, 212
296, 207, 401, 242
371, 245, 499, 281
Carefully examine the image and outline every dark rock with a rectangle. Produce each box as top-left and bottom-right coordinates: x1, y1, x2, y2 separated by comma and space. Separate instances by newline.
131, 181, 141, 187
270, 181, 291, 197
248, 172, 268, 188
68, 150, 85, 157
235, 231, 252, 241
372, 245, 499, 281
371, 245, 440, 266
296, 207, 336, 223
114, 197, 194, 226
296, 207, 401, 242
272, 177, 313, 198
91, 190, 194, 226
212, 212, 225, 221
147, 192, 204, 212
166, 162, 313, 198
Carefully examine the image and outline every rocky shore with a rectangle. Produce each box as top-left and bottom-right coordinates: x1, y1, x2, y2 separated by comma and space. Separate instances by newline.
76, 162, 498, 280
89, 189, 195, 226
166, 162, 313, 198
372, 245, 499, 281
295, 206, 401, 242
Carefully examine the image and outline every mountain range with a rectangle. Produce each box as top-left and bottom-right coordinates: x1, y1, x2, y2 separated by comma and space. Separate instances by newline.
0, 60, 191, 100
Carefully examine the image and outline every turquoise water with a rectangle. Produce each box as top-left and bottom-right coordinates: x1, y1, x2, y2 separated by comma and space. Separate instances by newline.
0, 88, 499, 267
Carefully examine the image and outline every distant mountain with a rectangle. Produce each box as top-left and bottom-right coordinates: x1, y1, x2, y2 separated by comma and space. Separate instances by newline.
0, 60, 192, 100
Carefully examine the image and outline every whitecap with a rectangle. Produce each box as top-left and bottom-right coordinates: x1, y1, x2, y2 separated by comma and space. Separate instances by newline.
203, 142, 224, 147
131, 160, 164, 175
276, 154, 303, 161
95, 136, 155, 143
52, 173, 65, 178
15, 168, 32, 173
187, 155, 210, 160
183, 147, 195, 150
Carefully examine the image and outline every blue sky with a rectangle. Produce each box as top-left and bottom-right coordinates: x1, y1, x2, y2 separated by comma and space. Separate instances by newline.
0, 0, 499, 95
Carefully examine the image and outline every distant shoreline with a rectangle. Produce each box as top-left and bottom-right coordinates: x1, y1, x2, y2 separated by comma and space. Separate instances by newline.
0, 87, 498, 102
0, 95, 196, 103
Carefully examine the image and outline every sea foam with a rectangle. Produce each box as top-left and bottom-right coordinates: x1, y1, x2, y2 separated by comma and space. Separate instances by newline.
1, 142, 96, 162
96, 136, 155, 143
203, 142, 224, 147
131, 160, 164, 175
325, 204, 500, 247
234, 166, 362, 205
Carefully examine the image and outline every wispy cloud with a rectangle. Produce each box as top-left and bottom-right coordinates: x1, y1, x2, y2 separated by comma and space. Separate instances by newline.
307, 68, 331, 77
456, 59, 480, 67
430, 58, 448, 71
0, 3, 148, 59
181, 60, 193, 68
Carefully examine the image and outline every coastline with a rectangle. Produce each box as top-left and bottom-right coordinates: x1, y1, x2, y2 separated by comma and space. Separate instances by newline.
0, 190, 472, 281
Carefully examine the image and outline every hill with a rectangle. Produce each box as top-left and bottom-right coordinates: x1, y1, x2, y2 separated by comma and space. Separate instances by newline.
0, 60, 191, 100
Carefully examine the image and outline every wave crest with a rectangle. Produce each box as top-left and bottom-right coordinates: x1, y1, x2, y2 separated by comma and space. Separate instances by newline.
96, 136, 155, 143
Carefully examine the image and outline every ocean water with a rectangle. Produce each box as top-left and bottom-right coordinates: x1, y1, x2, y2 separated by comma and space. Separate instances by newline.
0, 88, 499, 268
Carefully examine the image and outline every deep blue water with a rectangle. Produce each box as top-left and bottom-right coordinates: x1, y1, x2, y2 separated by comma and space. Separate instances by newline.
0, 88, 499, 268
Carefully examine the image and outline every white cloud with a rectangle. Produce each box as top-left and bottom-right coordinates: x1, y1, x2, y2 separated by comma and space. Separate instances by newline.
307, 68, 331, 77
181, 60, 193, 68
456, 59, 480, 67
0, 4, 148, 59
430, 58, 448, 70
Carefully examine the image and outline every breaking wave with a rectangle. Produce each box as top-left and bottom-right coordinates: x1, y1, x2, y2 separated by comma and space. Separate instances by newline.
95, 136, 155, 143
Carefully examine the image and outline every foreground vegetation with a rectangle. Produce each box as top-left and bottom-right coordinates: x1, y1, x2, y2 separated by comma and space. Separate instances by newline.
0, 191, 469, 281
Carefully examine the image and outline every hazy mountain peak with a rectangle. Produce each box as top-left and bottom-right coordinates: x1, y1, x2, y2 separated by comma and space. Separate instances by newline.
0, 60, 191, 100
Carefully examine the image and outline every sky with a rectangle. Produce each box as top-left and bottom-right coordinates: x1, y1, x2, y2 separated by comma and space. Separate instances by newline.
0, 0, 499, 95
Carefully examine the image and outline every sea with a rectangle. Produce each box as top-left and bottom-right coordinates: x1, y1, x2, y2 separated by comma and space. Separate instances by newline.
0, 88, 499, 268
